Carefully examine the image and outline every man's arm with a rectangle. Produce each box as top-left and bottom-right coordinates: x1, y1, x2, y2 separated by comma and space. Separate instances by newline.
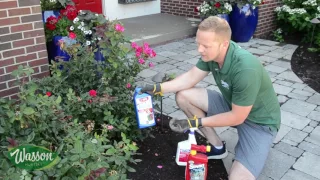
201, 104, 252, 127
161, 66, 209, 93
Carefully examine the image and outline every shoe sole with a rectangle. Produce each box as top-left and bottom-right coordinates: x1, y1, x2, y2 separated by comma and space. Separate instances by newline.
207, 150, 228, 160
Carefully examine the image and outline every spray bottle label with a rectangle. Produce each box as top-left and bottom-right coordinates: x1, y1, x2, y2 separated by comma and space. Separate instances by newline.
179, 149, 190, 162
189, 162, 205, 180
135, 96, 155, 126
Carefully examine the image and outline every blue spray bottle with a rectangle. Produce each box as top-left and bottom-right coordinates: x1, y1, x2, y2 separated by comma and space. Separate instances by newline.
133, 87, 156, 129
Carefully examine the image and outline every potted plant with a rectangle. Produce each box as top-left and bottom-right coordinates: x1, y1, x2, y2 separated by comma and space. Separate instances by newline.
195, 0, 233, 23
40, 0, 74, 23
228, 0, 266, 42
44, 5, 110, 62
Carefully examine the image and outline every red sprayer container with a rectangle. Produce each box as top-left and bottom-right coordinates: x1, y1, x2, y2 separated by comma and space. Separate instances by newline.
185, 144, 211, 180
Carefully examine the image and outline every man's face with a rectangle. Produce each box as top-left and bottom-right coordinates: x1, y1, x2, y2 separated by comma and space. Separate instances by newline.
196, 30, 222, 62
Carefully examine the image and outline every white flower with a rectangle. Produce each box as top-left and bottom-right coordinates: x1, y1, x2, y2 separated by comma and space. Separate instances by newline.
77, 25, 82, 29
91, 139, 98, 143
70, 26, 74, 31
224, 3, 232, 12
95, 14, 99, 16
98, 37, 101, 40
86, 41, 91, 46
50, 0, 56, 2
81, 21, 85, 26
275, 7, 281, 12
302, 0, 317, 6
318, 6, 320, 12
73, 17, 79, 23
276, 28, 282, 34
88, 30, 92, 35
81, 27, 85, 31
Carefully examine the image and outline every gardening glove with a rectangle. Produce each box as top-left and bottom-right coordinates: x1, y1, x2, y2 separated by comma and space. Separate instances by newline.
139, 83, 163, 96
169, 115, 202, 133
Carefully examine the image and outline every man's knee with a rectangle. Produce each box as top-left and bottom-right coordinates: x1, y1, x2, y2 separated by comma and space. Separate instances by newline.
229, 161, 256, 180
175, 90, 190, 106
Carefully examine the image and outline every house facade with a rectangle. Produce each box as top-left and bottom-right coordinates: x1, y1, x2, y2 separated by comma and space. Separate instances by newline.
1, 0, 281, 99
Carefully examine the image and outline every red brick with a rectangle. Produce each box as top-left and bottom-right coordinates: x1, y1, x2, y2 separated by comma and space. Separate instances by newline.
0, 1, 18, 10
3, 48, 25, 58
0, 58, 15, 67
40, 65, 49, 72
36, 36, 45, 44
23, 29, 45, 38
0, 10, 7, 18
32, 71, 50, 79
26, 44, 46, 53
21, 14, 42, 23
0, 33, 22, 42
12, 38, 34, 48
0, 83, 7, 90
0, 74, 14, 82
28, 58, 48, 67
34, 21, 43, 29
0, 68, 4, 75
10, 94, 19, 100
31, 6, 42, 13
8, 7, 31, 16
5, 63, 27, 73
11, 23, 33, 33
0, 87, 19, 97
16, 53, 37, 63
38, 51, 48, 58
0, 17, 20, 27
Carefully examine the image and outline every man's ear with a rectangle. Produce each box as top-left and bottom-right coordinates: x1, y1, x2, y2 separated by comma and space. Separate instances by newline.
222, 40, 229, 49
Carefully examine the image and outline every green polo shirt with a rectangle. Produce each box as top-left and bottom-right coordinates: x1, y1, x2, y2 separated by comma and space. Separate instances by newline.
196, 41, 281, 131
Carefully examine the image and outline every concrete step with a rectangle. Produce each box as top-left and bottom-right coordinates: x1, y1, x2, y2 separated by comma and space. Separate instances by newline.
121, 13, 200, 46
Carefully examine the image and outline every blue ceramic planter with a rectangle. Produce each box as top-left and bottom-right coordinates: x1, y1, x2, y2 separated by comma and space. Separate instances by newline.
42, 10, 60, 23
229, 4, 258, 42
51, 36, 71, 62
201, 14, 230, 24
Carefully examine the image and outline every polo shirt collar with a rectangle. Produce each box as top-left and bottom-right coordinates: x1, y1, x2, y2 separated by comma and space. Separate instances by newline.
220, 41, 235, 74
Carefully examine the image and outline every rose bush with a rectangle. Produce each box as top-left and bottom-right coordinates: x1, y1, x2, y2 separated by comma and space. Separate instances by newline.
0, 4, 157, 179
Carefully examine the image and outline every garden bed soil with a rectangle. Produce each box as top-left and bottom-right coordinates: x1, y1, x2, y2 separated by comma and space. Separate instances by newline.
127, 113, 229, 180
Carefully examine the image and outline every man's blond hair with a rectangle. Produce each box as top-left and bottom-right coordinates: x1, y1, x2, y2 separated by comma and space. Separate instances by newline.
198, 16, 232, 42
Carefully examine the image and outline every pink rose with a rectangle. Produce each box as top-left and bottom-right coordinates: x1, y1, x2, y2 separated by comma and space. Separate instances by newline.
126, 83, 131, 88
131, 42, 138, 49
115, 24, 125, 32
138, 58, 145, 64
107, 125, 114, 130
89, 90, 97, 97
149, 62, 154, 68
69, 32, 76, 39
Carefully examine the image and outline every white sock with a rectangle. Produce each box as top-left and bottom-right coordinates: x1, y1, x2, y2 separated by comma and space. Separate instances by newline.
214, 145, 223, 149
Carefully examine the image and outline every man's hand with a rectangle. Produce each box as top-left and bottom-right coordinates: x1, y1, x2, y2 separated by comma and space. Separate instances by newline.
139, 83, 163, 96
169, 116, 202, 133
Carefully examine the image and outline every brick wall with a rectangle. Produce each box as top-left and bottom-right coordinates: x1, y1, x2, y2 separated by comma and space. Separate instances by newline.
0, 0, 49, 99
160, 0, 282, 38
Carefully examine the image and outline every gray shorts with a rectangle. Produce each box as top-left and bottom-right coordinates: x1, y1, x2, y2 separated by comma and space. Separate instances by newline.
206, 90, 277, 178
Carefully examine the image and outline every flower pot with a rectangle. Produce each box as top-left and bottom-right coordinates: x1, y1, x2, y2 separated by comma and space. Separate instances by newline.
201, 14, 230, 25
42, 10, 60, 23
51, 35, 71, 62
229, 4, 258, 42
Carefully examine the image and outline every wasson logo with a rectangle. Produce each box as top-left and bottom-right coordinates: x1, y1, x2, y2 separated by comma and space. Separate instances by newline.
8, 145, 60, 170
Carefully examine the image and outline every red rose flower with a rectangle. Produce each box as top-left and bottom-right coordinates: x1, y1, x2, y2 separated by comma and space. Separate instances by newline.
89, 90, 97, 97
60, 5, 78, 20
46, 92, 52, 97
45, 16, 58, 30
194, 7, 199, 13
69, 32, 76, 39
214, 2, 221, 8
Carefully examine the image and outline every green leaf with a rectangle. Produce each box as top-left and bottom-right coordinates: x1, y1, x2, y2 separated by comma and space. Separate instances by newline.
23, 107, 35, 115
69, 155, 80, 161
134, 159, 142, 163
121, 132, 126, 140
26, 131, 35, 143
56, 96, 62, 104
127, 166, 136, 172
105, 148, 116, 155
0, 126, 4, 134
